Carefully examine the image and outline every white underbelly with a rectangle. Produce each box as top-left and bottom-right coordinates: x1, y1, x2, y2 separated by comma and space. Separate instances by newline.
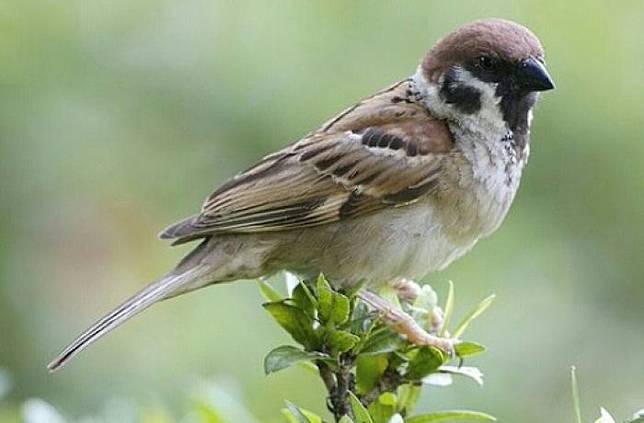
285, 198, 479, 288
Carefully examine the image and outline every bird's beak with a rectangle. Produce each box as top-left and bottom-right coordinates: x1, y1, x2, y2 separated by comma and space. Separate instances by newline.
516, 57, 555, 91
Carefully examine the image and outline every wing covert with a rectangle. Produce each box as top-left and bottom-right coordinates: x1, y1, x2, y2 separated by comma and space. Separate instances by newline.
160, 79, 454, 242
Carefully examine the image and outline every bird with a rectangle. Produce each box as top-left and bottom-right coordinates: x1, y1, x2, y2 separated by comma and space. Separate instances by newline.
48, 18, 554, 371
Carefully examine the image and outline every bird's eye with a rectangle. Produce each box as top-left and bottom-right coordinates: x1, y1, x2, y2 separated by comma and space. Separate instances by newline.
477, 56, 496, 71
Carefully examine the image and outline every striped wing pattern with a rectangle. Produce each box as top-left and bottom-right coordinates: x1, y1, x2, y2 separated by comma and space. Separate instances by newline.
160, 79, 454, 242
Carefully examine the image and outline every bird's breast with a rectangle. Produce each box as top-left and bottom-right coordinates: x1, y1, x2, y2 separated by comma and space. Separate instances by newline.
436, 133, 526, 244
277, 137, 526, 288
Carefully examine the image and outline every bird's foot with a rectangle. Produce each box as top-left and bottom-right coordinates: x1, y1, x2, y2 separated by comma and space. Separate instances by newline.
391, 278, 445, 335
359, 290, 458, 355
391, 278, 422, 303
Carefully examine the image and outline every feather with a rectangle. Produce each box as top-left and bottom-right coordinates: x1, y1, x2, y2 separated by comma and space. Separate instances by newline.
47, 265, 209, 372
161, 79, 454, 242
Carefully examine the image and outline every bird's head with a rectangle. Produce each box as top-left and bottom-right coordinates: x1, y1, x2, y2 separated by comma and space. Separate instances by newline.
419, 18, 554, 135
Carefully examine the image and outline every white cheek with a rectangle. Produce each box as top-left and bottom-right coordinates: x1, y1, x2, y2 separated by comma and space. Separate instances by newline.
412, 66, 506, 136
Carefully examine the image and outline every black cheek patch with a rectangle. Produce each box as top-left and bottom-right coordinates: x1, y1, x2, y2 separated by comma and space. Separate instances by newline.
440, 69, 482, 114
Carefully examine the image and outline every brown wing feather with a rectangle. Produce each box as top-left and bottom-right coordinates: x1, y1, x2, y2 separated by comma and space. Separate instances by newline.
160, 79, 454, 241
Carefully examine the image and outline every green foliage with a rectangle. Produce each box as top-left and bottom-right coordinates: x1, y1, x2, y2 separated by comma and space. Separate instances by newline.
264, 345, 330, 375
283, 401, 323, 423
317, 276, 351, 326
263, 302, 319, 349
2, 3, 644, 421
2, 281, 643, 423
453, 342, 485, 358
452, 295, 496, 339
349, 392, 374, 423
261, 274, 497, 423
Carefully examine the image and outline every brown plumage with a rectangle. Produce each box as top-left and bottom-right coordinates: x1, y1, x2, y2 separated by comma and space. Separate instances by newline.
422, 18, 545, 82
160, 79, 454, 242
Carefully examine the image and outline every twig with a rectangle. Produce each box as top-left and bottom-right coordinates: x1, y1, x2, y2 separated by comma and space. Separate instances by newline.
317, 357, 355, 422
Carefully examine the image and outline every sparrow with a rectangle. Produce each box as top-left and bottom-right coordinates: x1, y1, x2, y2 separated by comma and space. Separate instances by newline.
48, 18, 554, 371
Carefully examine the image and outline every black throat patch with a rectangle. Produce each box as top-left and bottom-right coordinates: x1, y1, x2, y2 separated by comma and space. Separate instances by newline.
496, 89, 537, 153
441, 64, 538, 155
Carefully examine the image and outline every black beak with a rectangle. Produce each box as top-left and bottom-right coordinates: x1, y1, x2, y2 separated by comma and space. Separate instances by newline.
516, 57, 555, 92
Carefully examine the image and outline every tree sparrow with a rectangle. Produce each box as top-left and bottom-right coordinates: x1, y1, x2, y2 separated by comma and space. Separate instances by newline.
49, 18, 554, 371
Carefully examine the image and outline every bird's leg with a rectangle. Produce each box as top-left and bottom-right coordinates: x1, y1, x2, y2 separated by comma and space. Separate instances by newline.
358, 290, 457, 354
391, 278, 422, 303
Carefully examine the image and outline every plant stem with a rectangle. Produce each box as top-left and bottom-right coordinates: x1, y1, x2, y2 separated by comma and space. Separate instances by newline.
317, 357, 355, 422
362, 369, 404, 407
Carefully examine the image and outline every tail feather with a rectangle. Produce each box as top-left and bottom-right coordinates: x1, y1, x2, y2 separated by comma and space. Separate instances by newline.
47, 266, 207, 372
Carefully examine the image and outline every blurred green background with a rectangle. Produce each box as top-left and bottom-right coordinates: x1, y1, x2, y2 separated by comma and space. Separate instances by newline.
1, 0, 643, 422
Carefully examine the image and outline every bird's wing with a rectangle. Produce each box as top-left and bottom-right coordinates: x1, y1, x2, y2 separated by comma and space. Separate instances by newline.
160, 79, 454, 242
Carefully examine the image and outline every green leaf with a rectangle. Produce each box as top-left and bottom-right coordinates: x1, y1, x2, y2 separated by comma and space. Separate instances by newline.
317, 275, 351, 325
571, 366, 582, 423
301, 409, 322, 423
350, 302, 371, 334
297, 360, 321, 375
264, 345, 328, 375
368, 393, 397, 423
293, 282, 317, 317
406, 410, 497, 422
440, 281, 454, 337
359, 328, 403, 355
283, 401, 318, 423
452, 295, 495, 339
339, 416, 355, 423
349, 392, 375, 423
264, 303, 317, 348
356, 355, 388, 394
282, 410, 299, 423
406, 347, 445, 380
259, 280, 283, 302
329, 330, 360, 354
454, 342, 486, 358
397, 384, 421, 415
379, 392, 397, 407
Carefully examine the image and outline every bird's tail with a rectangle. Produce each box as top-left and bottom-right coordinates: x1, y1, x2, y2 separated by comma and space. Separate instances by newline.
47, 265, 209, 372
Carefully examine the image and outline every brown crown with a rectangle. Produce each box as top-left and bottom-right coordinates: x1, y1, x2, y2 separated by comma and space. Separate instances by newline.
422, 18, 545, 82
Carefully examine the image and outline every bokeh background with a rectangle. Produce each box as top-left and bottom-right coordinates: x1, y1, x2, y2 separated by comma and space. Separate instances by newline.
1, 1, 643, 422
